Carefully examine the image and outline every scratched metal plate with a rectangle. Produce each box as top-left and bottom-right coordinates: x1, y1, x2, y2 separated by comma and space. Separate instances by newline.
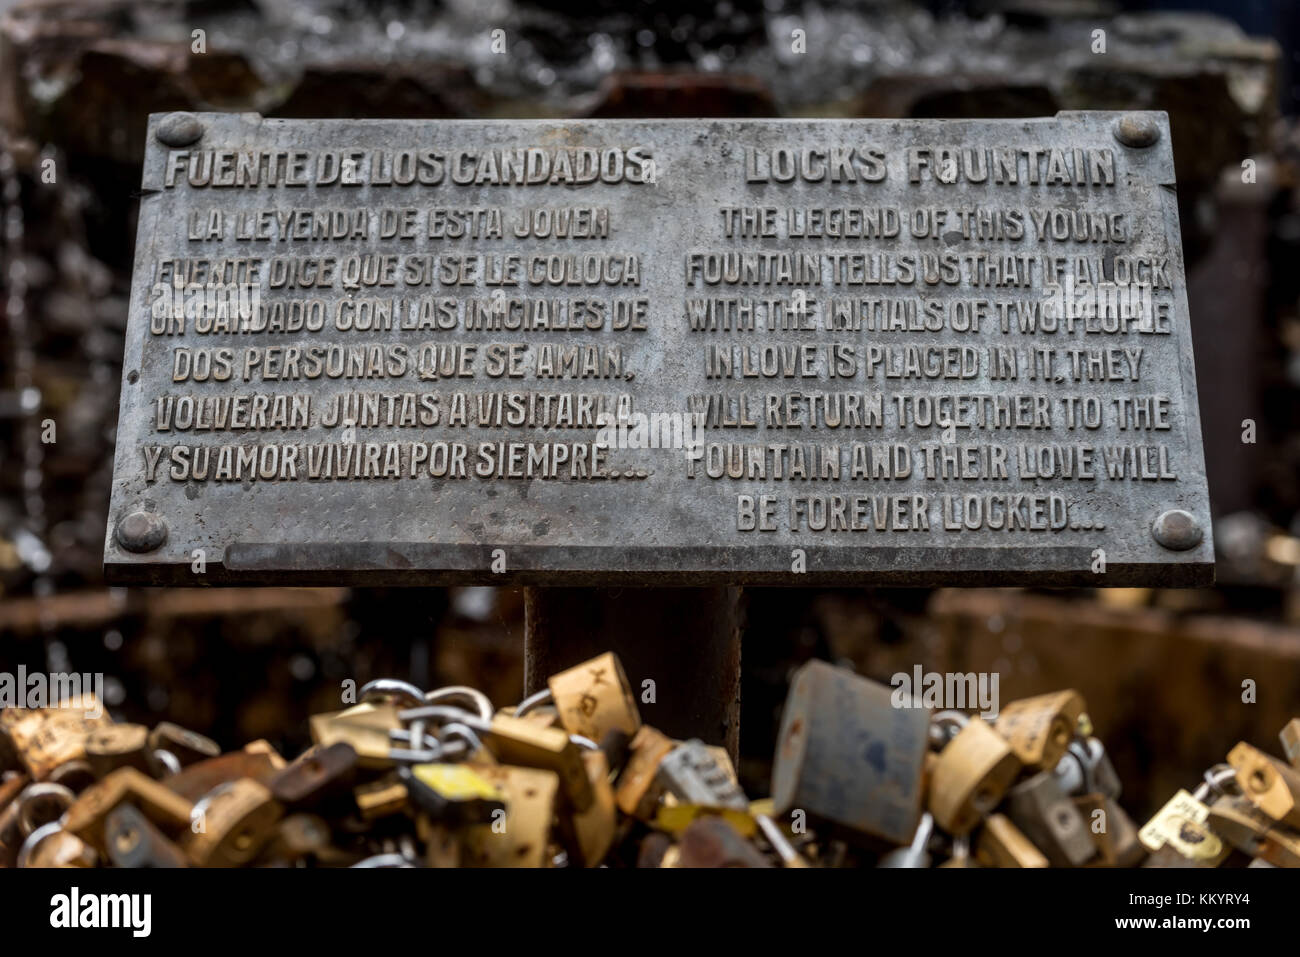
105, 111, 1212, 585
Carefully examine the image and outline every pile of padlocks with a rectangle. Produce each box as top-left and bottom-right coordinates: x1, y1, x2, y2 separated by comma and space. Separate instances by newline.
1, 653, 1298, 867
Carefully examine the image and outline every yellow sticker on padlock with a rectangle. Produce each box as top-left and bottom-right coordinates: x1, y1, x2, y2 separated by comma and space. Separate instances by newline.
411, 764, 504, 802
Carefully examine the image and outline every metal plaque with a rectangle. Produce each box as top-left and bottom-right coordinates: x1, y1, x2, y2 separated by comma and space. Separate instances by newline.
105, 111, 1213, 585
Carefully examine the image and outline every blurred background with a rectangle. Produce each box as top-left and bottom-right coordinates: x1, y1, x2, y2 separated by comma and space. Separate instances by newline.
1, 0, 1299, 819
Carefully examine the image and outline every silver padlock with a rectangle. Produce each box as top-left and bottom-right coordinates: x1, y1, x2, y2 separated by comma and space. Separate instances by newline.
1053, 737, 1121, 800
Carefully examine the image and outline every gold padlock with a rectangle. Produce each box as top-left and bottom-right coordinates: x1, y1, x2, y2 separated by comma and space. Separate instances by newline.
995, 690, 1084, 769
63, 767, 193, 854
975, 813, 1048, 868
615, 724, 676, 819
927, 717, 1021, 835
546, 652, 641, 744
460, 765, 559, 868
479, 713, 592, 812
354, 774, 408, 820
84, 724, 152, 778
308, 702, 401, 769
1138, 788, 1229, 867
183, 778, 283, 867
1228, 741, 1300, 828
559, 749, 618, 867
6, 697, 111, 780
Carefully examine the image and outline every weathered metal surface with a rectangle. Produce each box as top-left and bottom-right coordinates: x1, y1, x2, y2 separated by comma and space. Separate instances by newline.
106, 112, 1212, 585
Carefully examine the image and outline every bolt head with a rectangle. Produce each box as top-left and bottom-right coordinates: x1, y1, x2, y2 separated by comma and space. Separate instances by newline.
116, 509, 168, 553
1152, 509, 1202, 551
1114, 114, 1160, 149
156, 112, 203, 148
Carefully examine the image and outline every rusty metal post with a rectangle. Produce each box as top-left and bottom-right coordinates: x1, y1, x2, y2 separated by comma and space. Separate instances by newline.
523, 587, 743, 761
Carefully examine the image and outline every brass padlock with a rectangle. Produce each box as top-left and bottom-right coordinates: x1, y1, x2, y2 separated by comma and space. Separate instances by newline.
104, 803, 190, 868
478, 713, 592, 813
1138, 788, 1230, 867
546, 652, 642, 744
927, 716, 1021, 836
1073, 793, 1145, 867
995, 690, 1084, 769
614, 724, 676, 819
975, 813, 1048, 868
6, 698, 110, 780
162, 749, 282, 803
401, 762, 505, 827
19, 825, 98, 868
772, 660, 929, 847
64, 767, 194, 854
84, 724, 152, 778
558, 749, 618, 868
309, 702, 402, 769
1228, 741, 1300, 828
354, 773, 409, 821
460, 765, 559, 868
1004, 770, 1096, 866
183, 778, 283, 867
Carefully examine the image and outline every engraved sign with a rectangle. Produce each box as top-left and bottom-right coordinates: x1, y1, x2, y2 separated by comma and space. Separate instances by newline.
105, 112, 1213, 585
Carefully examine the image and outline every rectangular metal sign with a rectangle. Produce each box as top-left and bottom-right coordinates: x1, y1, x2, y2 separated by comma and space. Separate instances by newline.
105, 112, 1213, 585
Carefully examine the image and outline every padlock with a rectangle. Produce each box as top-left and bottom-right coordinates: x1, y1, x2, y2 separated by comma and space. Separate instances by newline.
267, 742, 359, 810
878, 812, 934, 868
1138, 788, 1230, 867
1277, 718, 1300, 769
148, 722, 220, 767
772, 660, 929, 847
1053, 736, 1121, 801
927, 716, 1021, 836
5, 699, 110, 780
460, 765, 559, 868
400, 762, 505, 827
309, 702, 402, 769
354, 774, 409, 821
162, 749, 282, 803
557, 749, 617, 867
1004, 770, 1096, 866
655, 739, 748, 811
1072, 793, 1145, 867
614, 724, 676, 818
995, 690, 1084, 769
183, 778, 283, 867
546, 652, 642, 744
477, 713, 592, 813
1227, 741, 1300, 828
976, 813, 1048, 868
104, 803, 190, 868
64, 767, 194, 854
84, 724, 152, 778
1203, 793, 1300, 867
